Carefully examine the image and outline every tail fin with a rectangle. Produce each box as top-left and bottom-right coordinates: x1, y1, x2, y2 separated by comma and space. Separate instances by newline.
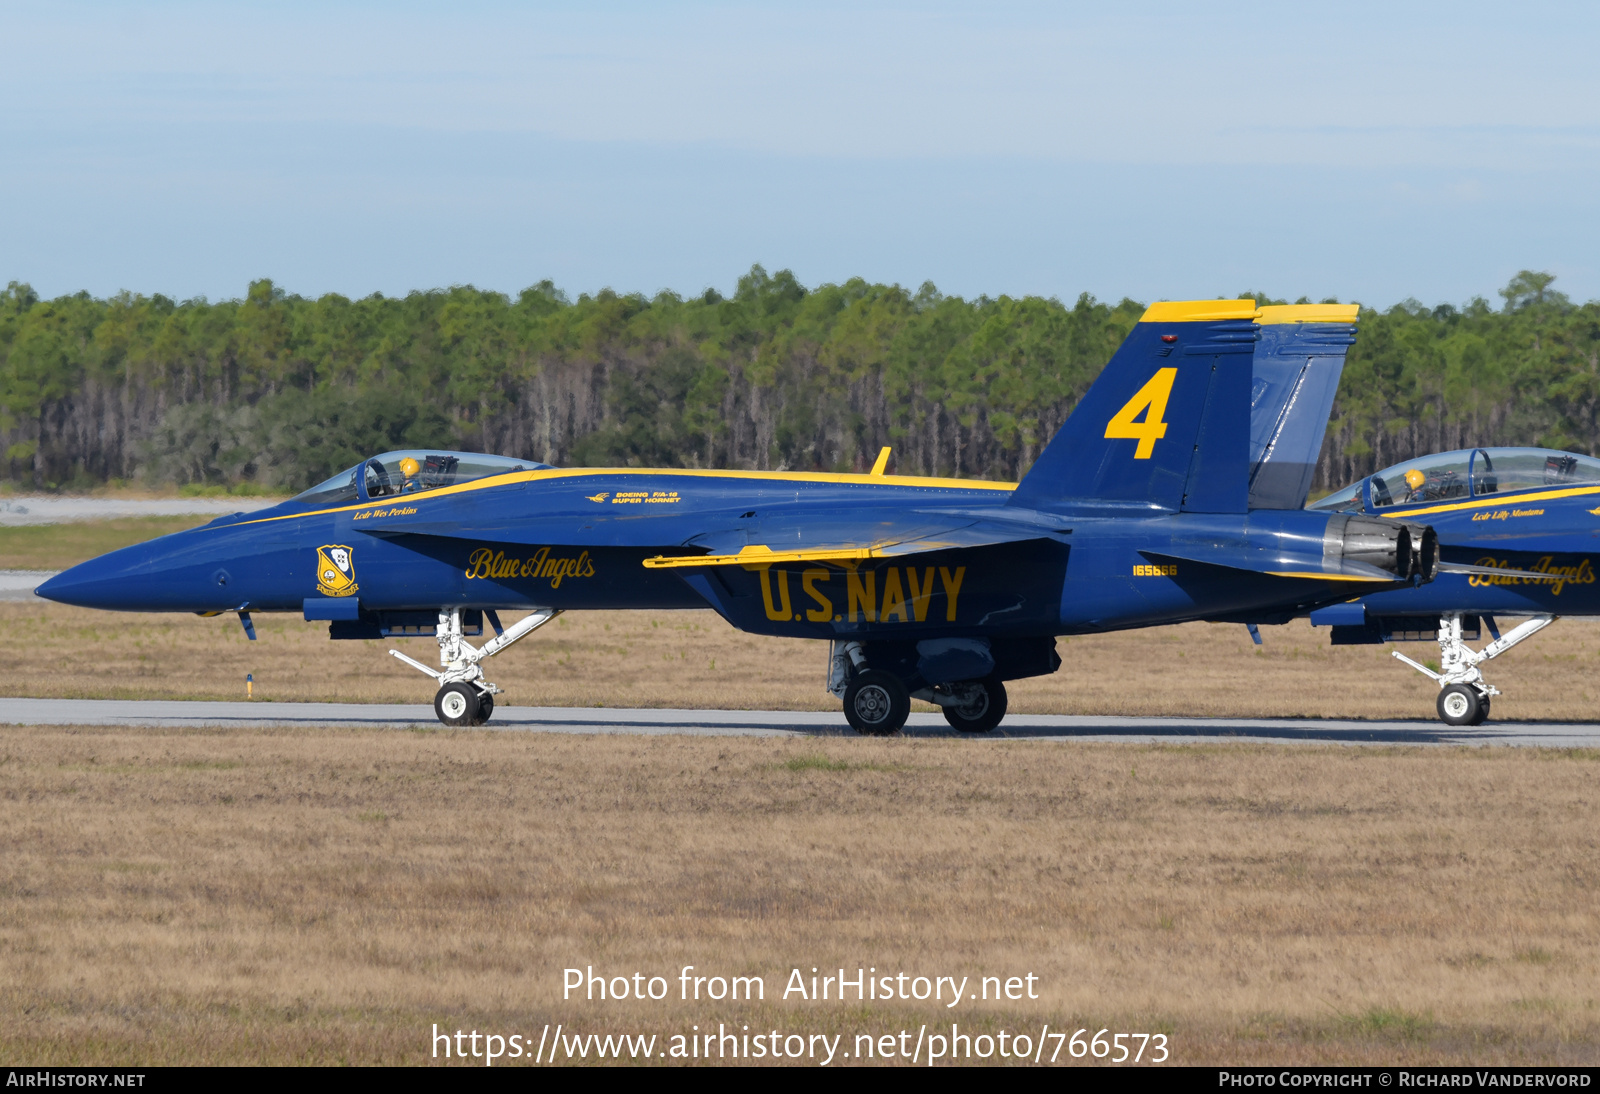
1245, 304, 1360, 509
1009, 299, 1260, 514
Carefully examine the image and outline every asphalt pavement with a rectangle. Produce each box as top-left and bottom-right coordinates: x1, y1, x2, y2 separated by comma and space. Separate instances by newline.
2, 698, 1597, 746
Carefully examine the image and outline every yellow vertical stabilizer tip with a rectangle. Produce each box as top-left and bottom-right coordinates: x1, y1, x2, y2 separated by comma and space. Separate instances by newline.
1256, 303, 1361, 324
1138, 299, 1259, 323
869, 447, 891, 476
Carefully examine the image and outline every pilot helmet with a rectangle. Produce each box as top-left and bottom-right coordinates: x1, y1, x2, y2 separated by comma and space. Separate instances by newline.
399, 457, 422, 479
1404, 468, 1426, 490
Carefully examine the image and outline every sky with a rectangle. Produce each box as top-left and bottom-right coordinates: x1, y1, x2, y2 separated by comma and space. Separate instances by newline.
3, 0, 1599, 307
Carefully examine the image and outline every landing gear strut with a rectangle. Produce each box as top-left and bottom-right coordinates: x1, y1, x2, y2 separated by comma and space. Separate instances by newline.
391, 607, 558, 726
1392, 613, 1556, 726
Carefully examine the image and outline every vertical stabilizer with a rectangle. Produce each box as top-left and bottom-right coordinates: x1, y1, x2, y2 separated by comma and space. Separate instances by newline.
1246, 304, 1360, 509
1009, 299, 1260, 514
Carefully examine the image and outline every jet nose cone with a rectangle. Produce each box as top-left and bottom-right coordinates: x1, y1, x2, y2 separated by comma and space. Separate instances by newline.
34, 570, 68, 601
33, 534, 244, 612
34, 559, 128, 608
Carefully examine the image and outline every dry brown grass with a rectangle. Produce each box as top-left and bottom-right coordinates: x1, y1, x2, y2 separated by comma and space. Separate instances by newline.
1, 727, 1597, 1065
4, 600, 1598, 722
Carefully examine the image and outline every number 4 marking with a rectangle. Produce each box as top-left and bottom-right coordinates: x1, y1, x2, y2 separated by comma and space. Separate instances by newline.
1104, 367, 1178, 459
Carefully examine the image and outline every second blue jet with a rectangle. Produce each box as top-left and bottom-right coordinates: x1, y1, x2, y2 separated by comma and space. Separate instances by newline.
1305, 446, 1600, 725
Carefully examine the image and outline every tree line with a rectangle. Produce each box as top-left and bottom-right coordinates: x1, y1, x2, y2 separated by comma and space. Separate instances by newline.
1, 266, 1595, 496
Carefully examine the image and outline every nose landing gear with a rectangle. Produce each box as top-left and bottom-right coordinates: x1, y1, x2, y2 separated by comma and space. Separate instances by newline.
1391, 612, 1555, 726
391, 607, 557, 726
435, 681, 484, 727
1436, 683, 1488, 727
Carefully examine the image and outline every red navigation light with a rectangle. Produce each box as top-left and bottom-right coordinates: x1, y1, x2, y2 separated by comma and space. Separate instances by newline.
1161, 334, 1177, 343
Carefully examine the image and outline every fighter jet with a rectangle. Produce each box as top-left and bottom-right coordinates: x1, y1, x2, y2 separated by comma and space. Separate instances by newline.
1302, 447, 1600, 725
38, 299, 1442, 733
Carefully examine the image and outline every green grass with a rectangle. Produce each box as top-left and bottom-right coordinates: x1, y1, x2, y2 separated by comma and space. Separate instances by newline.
1339, 1007, 1436, 1041
779, 754, 893, 773
0, 516, 215, 570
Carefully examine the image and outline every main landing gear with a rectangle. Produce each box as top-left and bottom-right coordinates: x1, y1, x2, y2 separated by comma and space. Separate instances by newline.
1391, 612, 1556, 726
828, 641, 1009, 736
935, 676, 1009, 734
843, 670, 910, 736
390, 607, 558, 726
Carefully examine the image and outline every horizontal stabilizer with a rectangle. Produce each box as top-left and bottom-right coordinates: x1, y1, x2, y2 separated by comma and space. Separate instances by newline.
1143, 547, 1407, 584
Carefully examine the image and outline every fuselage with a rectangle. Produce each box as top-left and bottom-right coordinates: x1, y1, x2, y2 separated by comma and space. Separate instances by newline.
38, 463, 1396, 641
32, 299, 1407, 734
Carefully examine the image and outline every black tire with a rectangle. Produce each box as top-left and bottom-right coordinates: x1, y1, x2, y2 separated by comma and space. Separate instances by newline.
843, 670, 910, 736
942, 677, 1008, 733
1469, 695, 1490, 726
1437, 684, 1483, 727
474, 691, 494, 725
435, 682, 480, 727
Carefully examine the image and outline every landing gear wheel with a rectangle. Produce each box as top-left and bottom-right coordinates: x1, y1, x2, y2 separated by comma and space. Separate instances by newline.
1437, 684, 1484, 727
942, 677, 1008, 734
1469, 695, 1490, 726
843, 670, 910, 736
435, 682, 480, 727
473, 691, 495, 725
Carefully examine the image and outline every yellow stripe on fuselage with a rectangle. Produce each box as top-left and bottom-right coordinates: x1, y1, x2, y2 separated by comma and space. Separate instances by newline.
1381, 484, 1600, 519
229, 466, 1019, 529
1267, 571, 1399, 583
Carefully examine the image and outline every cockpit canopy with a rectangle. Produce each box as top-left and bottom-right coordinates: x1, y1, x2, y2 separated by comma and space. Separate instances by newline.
1309, 447, 1600, 514
290, 450, 550, 509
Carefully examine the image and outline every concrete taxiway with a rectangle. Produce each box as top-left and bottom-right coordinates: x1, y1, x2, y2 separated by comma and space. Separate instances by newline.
0, 571, 57, 601
0, 497, 275, 526
3, 698, 1598, 746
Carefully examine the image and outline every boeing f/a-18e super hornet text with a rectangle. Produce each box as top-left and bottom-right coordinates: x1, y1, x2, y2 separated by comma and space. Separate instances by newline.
40, 299, 1457, 733
1300, 446, 1600, 725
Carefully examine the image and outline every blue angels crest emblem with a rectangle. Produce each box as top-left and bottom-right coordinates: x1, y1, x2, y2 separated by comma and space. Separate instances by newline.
316, 544, 358, 597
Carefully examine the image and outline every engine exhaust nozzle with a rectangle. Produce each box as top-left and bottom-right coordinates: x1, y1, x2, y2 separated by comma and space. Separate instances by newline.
1322, 514, 1438, 582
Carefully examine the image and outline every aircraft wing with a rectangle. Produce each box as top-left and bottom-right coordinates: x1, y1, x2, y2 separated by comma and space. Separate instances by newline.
644, 517, 1059, 569
360, 507, 1058, 564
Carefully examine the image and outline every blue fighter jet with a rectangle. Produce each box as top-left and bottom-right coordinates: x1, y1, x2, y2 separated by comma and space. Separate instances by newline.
1301, 447, 1600, 725
39, 299, 1447, 733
